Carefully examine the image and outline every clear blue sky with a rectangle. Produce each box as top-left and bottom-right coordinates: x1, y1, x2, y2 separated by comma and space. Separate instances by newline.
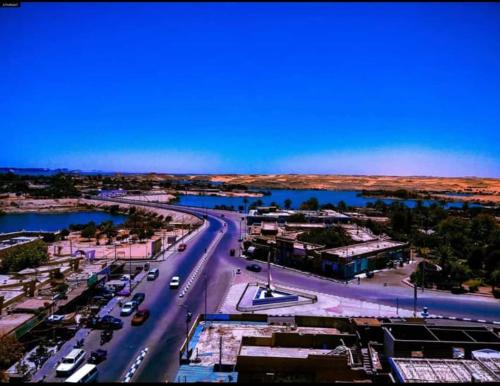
1, 2, 499, 176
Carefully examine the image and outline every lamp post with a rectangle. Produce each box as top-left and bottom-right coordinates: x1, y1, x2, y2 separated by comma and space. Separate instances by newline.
204, 275, 208, 321
129, 241, 132, 292
185, 309, 193, 362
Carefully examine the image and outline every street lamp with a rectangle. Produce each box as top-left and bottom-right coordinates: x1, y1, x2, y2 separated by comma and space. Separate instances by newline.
204, 275, 208, 322
185, 309, 193, 362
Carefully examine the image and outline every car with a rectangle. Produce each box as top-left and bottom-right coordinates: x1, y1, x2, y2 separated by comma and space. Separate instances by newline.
95, 315, 123, 330
235, 268, 241, 274
147, 268, 159, 281
246, 264, 261, 272
56, 349, 86, 377
169, 276, 180, 289
120, 301, 138, 316
132, 292, 145, 305
90, 296, 108, 306
366, 271, 375, 278
178, 243, 187, 252
47, 314, 65, 323
88, 349, 107, 364
229, 249, 235, 256
131, 309, 150, 326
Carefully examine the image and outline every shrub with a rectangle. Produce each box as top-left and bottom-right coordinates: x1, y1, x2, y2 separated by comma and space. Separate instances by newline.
0, 240, 49, 273
493, 288, 500, 299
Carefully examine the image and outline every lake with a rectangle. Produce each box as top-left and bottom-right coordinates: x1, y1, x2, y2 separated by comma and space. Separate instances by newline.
0, 211, 127, 233
177, 189, 479, 210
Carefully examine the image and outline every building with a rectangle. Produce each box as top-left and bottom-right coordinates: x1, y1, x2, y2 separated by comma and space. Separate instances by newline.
383, 322, 500, 359
247, 208, 351, 226
389, 357, 500, 383
176, 314, 370, 383
321, 240, 409, 280
275, 237, 324, 271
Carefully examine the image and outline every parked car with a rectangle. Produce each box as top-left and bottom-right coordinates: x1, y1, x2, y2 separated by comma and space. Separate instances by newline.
147, 268, 159, 281
229, 249, 235, 256
235, 268, 241, 274
120, 301, 138, 316
169, 276, 180, 289
246, 264, 262, 272
131, 309, 150, 326
91, 296, 108, 306
91, 315, 123, 330
132, 292, 145, 306
366, 271, 375, 278
178, 243, 187, 252
56, 349, 86, 377
47, 314, 65, 323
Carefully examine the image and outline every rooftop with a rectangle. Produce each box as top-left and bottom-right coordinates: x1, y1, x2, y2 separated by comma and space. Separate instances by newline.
390, 357, 500, 383
239, 346, 335, 359
323, 239, 407, 259
189, 321, 341, 366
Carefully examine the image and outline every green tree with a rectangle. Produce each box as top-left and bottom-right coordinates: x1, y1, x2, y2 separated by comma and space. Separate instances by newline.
300, 197, 319, 211
0, 336, 24, 370
491, 269, 500, 290
60, 228, 70, 239
0, 240, 49, 273
284, 198, 292, 210
81, 224, 97, 240
337, 200, 347, 211
297, 228, 351, 248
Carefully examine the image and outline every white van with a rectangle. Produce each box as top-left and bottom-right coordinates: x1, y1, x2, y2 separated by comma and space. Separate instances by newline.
147, 268, 159, 281
65, 363, 98, 383
56, 349, 86, 376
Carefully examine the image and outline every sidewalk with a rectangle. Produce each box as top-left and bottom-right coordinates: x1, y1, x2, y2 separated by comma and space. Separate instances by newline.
30, 295, 122, 382
400, 277, 495, 298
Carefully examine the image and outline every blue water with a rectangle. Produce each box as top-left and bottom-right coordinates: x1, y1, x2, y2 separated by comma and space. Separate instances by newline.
177, 189, 480, 210
0, 211, 127, 233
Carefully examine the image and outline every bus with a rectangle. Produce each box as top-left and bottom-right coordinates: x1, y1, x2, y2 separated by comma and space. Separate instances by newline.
64, 364, 98, 383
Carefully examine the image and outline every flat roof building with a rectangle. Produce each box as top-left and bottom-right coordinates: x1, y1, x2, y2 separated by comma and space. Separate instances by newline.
321, 240, 409, 279
389, 357, 500, 383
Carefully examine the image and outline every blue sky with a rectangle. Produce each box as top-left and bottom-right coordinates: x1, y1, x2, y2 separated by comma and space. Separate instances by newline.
1, 2, 499, 176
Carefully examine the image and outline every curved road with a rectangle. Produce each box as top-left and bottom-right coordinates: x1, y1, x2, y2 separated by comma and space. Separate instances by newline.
90, 199, 500, 382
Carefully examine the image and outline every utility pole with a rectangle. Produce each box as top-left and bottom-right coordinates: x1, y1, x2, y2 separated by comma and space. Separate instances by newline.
421, 259, 425, 293
185, 310, 192, 362
204, 275, 208, 321
219, 335, 223, 368
413, 283, 417, 317
129, 241, 132, 292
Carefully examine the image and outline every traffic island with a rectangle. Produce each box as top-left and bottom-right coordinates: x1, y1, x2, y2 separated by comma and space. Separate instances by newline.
236, 282, 317, 312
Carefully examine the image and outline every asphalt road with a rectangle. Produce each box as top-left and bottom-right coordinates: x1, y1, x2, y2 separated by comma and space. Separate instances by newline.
59, 199, 499, 383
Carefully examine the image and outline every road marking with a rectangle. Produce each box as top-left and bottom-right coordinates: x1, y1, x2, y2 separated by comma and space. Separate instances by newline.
123, 347, 149, 383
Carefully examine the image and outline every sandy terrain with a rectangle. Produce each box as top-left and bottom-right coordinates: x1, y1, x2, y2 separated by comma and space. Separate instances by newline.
203, 175, 500, 204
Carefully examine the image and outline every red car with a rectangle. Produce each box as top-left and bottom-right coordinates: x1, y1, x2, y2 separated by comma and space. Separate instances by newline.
131, 309, 150, 326
177, 243, 187, 252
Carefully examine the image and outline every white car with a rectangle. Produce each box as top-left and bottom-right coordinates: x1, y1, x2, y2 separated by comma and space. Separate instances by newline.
47, 314, 65, 323
120, 301, 137, 316
56, 349, 86, 376
169, 276, 180, 289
